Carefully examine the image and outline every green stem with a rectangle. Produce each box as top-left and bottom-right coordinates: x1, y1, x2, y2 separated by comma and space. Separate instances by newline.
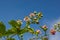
44, 31, 47, 36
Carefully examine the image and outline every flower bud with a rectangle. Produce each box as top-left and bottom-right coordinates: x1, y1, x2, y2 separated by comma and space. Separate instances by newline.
36, 30, 40, 34
50, 29, 56, 35
38, 12, 43, 17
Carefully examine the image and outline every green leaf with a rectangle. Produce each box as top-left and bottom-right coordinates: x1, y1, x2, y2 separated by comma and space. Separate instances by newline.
8, 20, 20, 28
19, 28, 28, 35
5, 29, 15, 36
0, 22, 6, 37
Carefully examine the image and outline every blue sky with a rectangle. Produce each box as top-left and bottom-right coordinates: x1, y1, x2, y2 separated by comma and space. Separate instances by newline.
0, 0, 60, 40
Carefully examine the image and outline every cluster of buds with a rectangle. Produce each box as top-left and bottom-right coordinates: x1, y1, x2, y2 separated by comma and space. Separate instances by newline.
33, 17, 39, 24
24, 11, 43, 25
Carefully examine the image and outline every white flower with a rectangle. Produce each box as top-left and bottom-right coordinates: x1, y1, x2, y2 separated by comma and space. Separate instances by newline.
29, 13, 36, 17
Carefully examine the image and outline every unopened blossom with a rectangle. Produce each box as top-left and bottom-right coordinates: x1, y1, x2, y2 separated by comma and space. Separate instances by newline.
16, 19, 22, 24
29, 13, 36, 17
50, 29, 56, 35
58, 22, 60, 27
38, 12, 43, 17
54, 24, 57, 29
24, 16, 30, 21
33, 17, 37, 21
36, 30, 40, 34
33, 17, 39, 24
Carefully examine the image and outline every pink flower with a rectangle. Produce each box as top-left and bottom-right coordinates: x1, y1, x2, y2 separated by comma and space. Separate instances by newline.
29, 13, 36, 17
24, 16, 30, 21
42, 25, 48, 29
42, 25, 48, 31
50, 29, 56, 35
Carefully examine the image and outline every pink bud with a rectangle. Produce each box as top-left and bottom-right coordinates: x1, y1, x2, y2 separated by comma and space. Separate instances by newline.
50, 29, 56, 35
36, 30, 40, 34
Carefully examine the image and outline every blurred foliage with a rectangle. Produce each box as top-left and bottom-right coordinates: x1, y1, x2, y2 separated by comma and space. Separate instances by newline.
0, 22, 6, 37
7, 38, 15, 40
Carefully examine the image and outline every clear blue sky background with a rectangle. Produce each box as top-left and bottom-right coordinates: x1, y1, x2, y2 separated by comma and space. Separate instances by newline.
0, 0, 60, 40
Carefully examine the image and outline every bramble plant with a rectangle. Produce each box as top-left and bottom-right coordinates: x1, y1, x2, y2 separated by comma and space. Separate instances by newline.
0, 11, 56, 40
